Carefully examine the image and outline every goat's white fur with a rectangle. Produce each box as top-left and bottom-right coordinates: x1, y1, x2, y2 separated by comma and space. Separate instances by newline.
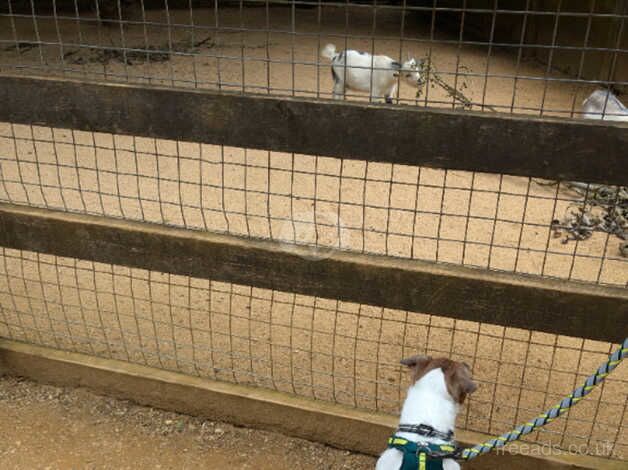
321, 44, 422, 103
582, 89, 628, 121
375, 369, 461, 470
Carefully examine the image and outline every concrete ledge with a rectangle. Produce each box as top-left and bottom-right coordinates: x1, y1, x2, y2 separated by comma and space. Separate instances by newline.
0, 339, 622, 470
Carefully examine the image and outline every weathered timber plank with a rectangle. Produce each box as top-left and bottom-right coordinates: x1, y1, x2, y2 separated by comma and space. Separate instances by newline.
1, 339, 620, 469
0, 74, 626, 185
0, 203, 626, 342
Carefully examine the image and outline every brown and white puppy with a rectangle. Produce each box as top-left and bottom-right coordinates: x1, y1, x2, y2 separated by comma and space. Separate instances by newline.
376, 356, 477, 470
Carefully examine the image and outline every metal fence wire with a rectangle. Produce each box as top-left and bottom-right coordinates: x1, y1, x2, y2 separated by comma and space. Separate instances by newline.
0, 0, 627, 463
0, 1, 627, 117
1, 247, 627, 459
0, 126, 626, 286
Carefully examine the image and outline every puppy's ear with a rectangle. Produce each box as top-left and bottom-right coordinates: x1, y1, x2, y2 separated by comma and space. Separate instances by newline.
448, 362, 477, 404
400, 355, 431, 368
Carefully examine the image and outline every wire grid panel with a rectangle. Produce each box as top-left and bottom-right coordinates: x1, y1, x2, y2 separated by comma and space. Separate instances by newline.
0, 246, 626, 459
0, 1, 627, 118
0, 1, 627, 462
0, 122, 626, 286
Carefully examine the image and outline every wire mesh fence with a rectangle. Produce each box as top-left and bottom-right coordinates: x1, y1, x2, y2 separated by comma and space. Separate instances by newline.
0, 1, 627, 118
0, 246, 626, 459
0, 120, 626, 460
0, 123, 626, 286
0, 0, 627, 464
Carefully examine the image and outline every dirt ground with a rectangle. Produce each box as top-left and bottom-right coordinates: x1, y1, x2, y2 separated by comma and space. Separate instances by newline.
0, 4, 626, 463
0, 374, 375, 469
0, 4, 616, 114
0, 6, 626, 285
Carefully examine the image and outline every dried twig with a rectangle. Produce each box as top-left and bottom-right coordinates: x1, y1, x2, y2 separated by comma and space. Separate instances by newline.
547, 182, 628, 256
63, 35, 214, 65
3, 42, 37, 54
416, 59, 498, 112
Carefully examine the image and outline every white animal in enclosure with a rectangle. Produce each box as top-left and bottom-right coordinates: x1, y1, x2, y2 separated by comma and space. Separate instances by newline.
376, 356, 477, 470
582, 89, 628, 121
320, 44, 423, 103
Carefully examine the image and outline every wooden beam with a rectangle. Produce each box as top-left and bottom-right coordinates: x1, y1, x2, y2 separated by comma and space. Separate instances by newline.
0, 75, 626, 185
1, 203, 626, 342
0, 339, 622, 469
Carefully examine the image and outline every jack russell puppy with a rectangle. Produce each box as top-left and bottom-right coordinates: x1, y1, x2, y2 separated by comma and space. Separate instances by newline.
376, 356, 477, 470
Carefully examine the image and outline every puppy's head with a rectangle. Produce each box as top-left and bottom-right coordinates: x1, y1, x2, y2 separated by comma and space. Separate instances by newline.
400, 355, 477, 404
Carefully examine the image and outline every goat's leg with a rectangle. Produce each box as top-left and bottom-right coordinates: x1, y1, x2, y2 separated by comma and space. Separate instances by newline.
370, 93, 386, 103
384, 84, 397, 104
372, 84, 392, 104
332, 79, 345, 100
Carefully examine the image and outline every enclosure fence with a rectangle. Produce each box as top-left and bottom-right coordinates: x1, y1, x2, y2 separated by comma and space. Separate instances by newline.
0, 0, 627, 463
1, 1, 628, 115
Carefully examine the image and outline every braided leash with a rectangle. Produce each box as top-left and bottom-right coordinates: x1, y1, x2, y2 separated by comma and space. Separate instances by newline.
460, 337, 628, 460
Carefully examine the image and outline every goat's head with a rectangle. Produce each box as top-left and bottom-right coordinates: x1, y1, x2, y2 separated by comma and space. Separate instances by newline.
401, 58, 424, 87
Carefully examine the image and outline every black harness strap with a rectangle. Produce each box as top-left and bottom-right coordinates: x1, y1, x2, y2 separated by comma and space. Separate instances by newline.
397, 424, 454, 442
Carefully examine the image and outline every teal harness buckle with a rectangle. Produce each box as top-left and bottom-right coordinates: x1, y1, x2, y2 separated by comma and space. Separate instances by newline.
387, 435, 458, 470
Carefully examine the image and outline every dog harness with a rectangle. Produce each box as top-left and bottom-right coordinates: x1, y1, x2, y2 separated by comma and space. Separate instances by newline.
396, 424, 454, 441
387, 436, 457, 470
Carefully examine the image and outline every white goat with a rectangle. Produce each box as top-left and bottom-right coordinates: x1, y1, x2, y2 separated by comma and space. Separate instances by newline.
321, 44, 423, 103
582, 89, 628, 121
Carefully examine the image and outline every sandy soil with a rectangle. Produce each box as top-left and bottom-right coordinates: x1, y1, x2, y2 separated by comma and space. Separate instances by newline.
0, 4, 626, 462
0, 7, 626, 286
0, 374, 375, 469
1, 247, 626, 460
0, 5, 613, 115
0, 124, 626, 285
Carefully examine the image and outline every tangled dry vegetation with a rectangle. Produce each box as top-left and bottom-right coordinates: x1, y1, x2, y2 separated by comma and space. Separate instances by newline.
551, 183, 628, 257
